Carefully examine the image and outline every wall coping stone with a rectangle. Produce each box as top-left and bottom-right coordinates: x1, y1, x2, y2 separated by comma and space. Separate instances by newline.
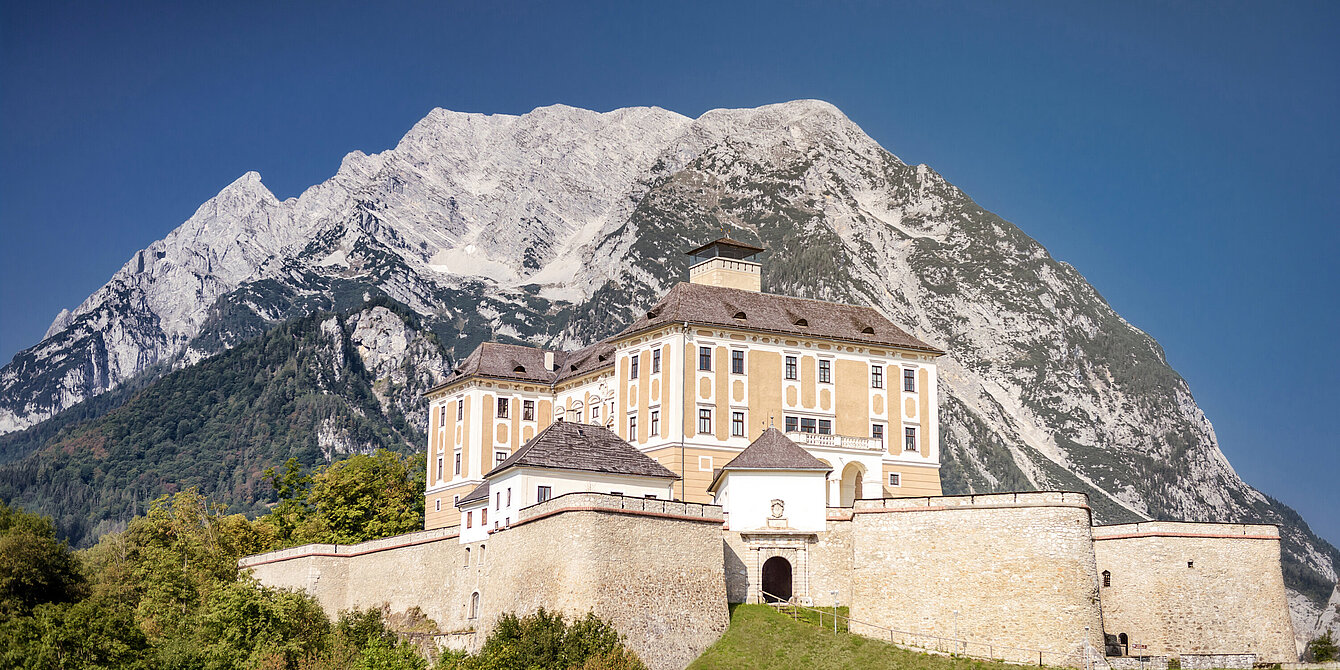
1091, 521, 1280, 540
238, 526, 462, 568
853, 490, 1091, 512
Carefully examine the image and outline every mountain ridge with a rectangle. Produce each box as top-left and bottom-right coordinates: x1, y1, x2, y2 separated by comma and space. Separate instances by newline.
1, 100, 1335, 645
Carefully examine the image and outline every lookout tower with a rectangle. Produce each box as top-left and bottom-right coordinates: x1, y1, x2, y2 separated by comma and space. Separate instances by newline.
686, 237, 765, 292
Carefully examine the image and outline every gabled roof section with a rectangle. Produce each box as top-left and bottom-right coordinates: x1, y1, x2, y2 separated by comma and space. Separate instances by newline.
723, 428, 831, 471
553, 340, 616, 384
442, 342, 557, 385
486, 421, 679, 480
620, 282, 944, 354
459, 481, 489, 506
708, 428, 830, 492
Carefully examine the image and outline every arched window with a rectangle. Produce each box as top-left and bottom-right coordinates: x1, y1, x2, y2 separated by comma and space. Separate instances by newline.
861, 326, 875, 335
513, 365, 526, 373
469, 592, 480, 619
732, 311, 747, 320
1102, 570, 1111, 587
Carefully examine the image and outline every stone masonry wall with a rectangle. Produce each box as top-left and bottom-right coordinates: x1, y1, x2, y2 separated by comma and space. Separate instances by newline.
847, 492, 1106, 665
241, 494, 728, 670
1092, 521, 1296, 663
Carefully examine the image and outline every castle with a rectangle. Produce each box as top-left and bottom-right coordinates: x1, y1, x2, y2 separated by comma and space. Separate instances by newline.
242, 239, 1298, 670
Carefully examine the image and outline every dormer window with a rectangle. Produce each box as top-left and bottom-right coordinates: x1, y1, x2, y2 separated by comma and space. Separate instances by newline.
794, 318, 808, 327
732, 311, 747, 320
861, 326, 875, 335
513, 365, 526, 373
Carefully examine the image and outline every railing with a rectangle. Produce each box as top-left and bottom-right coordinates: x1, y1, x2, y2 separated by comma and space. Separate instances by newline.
758, 590, 1104, 669
786, 431, 884, 452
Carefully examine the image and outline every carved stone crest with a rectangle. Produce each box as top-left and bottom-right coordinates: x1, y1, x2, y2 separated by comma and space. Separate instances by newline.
770, 499, 785, 519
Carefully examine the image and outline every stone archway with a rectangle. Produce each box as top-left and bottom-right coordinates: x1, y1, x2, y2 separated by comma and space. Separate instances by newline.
839, 462, 866, 507
761, 556, 793, 602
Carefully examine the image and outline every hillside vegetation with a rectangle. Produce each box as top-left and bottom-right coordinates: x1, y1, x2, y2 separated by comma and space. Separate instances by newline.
689, 604, 1051, 670
0, 299, 442, 547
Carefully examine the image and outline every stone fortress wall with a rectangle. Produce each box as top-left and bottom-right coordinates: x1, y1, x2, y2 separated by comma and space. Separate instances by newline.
1092, 521, 1297, 663
242, 493, 728, 670
845, 492, 1106, 665
244, 491, 1299, 669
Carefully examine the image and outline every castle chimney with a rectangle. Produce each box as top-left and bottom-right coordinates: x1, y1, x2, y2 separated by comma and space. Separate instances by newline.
685, 237, 764, 292
544, 351, 555, 371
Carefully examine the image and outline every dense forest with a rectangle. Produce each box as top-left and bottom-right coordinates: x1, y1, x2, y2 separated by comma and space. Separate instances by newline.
0, 299, 438, 547
0, 449, 645, 669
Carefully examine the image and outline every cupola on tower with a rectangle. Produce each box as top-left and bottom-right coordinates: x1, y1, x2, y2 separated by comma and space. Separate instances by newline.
686, 237, 765, 292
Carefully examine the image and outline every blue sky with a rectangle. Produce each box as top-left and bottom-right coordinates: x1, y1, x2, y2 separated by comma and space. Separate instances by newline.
1, 1, 1336, 544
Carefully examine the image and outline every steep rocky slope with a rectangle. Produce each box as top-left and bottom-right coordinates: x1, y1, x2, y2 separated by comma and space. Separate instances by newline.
0, 101, 1334, 643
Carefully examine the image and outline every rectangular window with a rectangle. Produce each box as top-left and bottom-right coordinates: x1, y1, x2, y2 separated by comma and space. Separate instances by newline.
522, 400, 535, 421
889, 473, 901, 487
652, 349, 661, 373
801, 417, 817, 433
871, 365, 884, 389
650, 410, 660, 436
467, 511, 473, 528
731, 411, 745, 437
439, 405, 447, 427
495, 451, 508, 467
495, 492, 500, 510
698, 408, 713, 434
645, 494, 658, 499
905, 427, 918, 452
481, 508, 487, 524
698, 346, 712, 371
506, 487, 511, 506
785, 356, 798, 380
537, 486, 552, 503
630, 353, 640, 379
496, 397, 509, 418
435, 498, 441, 512
785, 416, 799, 433
872, 423, 884, 446
453, 495, 459, 506
818, 359, 831, 384
454, 451, 461, 476
699, 455, 713, 472
903, 368, 916, 392
591, 405, 600, 420
731, 350, 745, 374
628, 414, 638, 439
455, 398, 464, 420
436, 456, 444, 481
818, 419, 832, 435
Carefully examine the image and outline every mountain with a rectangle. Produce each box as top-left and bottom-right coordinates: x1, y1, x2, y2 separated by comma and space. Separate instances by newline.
0, 101, 1335, 645
0, 299, 447, 542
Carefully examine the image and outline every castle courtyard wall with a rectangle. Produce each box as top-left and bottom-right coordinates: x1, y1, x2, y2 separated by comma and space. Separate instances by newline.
242, 495, 728, 670
847, 492, 1106, 665
1091, 521, 1297, 663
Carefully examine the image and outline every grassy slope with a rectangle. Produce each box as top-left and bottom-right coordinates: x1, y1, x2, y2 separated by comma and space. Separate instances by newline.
690, 605, 1047, 670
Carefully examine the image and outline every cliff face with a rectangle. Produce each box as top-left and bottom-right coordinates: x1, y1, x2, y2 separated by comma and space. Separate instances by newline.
1, 101, 1334, 643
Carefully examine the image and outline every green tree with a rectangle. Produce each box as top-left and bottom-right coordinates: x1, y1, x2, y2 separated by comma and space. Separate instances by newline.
192, 579, 331, 670
1309, 630, 1337, 663
0, 500, 86, 617
261, 457, 314, 546
442, 609, 644, 670
304, 450, 424, 544
0, 597, 149, 670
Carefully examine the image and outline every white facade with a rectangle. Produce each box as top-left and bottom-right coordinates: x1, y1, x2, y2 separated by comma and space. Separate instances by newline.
713, 469, 828, 532
459, 467, 674, 544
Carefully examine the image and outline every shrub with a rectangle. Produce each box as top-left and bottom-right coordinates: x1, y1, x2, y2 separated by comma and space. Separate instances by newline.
1309, 630, 1337, 663
439, 609, 645, 670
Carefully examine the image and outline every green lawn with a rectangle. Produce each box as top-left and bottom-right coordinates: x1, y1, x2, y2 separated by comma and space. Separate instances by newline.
689, 604, 1053, 670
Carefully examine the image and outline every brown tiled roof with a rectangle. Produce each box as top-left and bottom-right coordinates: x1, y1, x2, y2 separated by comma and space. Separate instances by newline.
708, 428, 830, 491
459, 481, 489, 506
619, 283, 943, 354
553, 340, 616, 384
486, 421, 679, 480
685, 236, 766, 256
442, 342, 557, 385
725, 428, 831, 471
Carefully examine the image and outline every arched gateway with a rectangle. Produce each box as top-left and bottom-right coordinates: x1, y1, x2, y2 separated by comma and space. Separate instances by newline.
761, 556, 793, 602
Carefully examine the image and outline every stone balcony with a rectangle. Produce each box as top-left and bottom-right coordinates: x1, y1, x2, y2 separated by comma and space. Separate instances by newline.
785, 430, 884, 452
